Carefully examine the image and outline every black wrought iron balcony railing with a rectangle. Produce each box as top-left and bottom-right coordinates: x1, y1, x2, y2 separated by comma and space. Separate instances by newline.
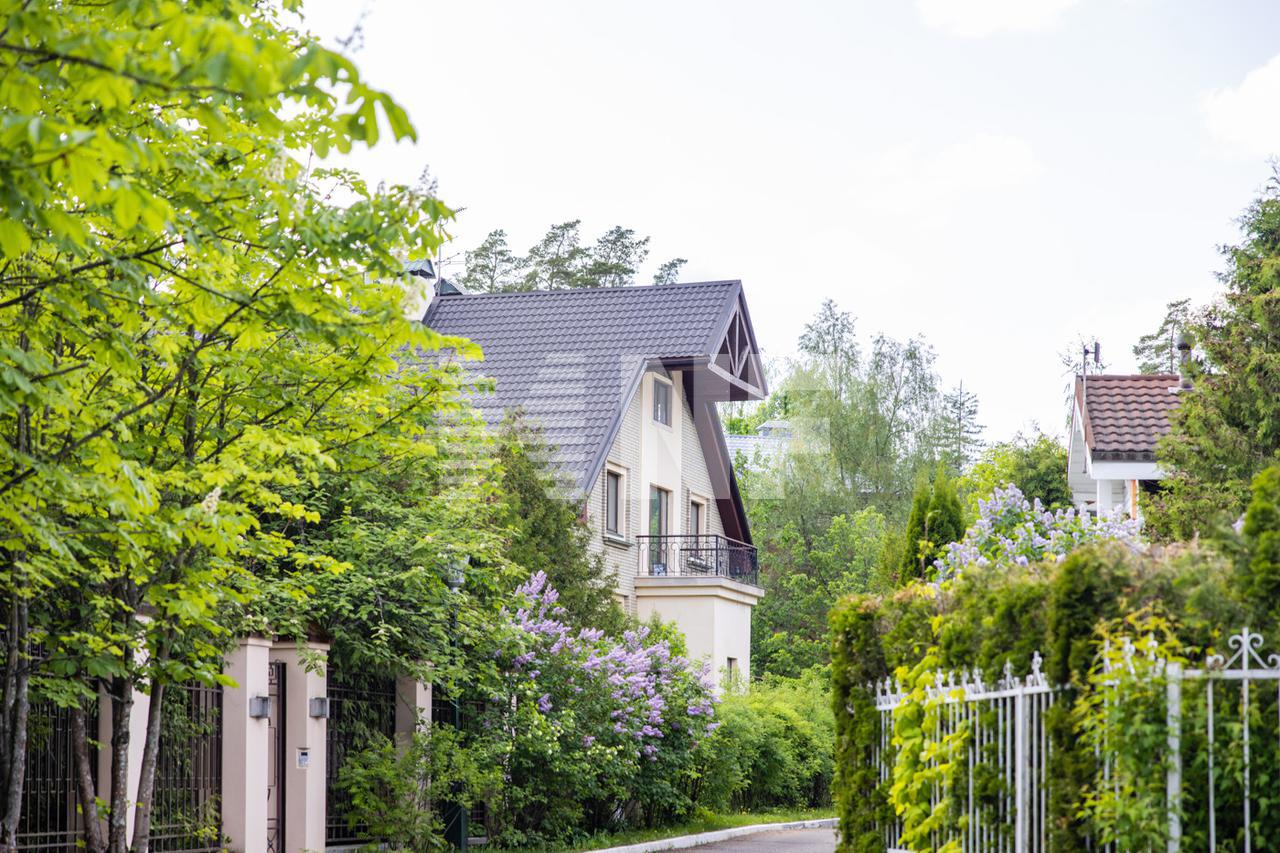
636, 534, 760, 587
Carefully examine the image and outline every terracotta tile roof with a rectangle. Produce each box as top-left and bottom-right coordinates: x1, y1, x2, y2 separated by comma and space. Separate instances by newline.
1075, 374, 1181, 460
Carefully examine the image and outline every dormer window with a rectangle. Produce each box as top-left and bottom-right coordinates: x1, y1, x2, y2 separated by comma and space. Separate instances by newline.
653, 377, 672, 426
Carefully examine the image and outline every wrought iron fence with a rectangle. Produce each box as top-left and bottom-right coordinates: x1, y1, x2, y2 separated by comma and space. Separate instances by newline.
325, 669, 397, 847
867, 627, 1280, 852
636, 533, 759, 586
152, 680, 225, 853
15, 700, 95, 852
871, 655, 1057, 852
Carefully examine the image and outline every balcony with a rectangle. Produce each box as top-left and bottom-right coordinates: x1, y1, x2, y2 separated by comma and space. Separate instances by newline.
636, 534, 760, 587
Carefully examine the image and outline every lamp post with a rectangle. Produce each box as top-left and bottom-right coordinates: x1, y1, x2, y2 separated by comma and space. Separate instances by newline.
442, 555, 468, 850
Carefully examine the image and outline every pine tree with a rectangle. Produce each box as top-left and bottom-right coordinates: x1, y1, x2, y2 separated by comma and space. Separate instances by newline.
522, 220, 590, 290
1132, 298, 1192, 375
581, 226, 649, 287
940, 382, 984, 472
901, 477, 932, 581
653, 257, 687, 285
926, 469, 966, 560
459, 222, 685, 292
456, 229, 526, 293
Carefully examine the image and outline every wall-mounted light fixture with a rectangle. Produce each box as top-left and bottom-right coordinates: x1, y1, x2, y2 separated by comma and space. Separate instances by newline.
309, 697, 330, 719
249, 695, 272, 719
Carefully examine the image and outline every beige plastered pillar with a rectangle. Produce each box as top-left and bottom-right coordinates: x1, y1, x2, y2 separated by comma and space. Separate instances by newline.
269, 639, 330, 853
394, 674, 432, 750
220, 636, 273, 853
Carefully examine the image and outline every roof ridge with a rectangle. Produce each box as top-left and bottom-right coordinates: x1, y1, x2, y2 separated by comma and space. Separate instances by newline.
432, 279, 741, 301
1077, 373, 1180, 380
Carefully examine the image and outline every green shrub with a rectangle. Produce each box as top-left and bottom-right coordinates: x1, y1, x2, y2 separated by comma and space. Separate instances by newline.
337, 725, 500, 852
694, 670, 834, 814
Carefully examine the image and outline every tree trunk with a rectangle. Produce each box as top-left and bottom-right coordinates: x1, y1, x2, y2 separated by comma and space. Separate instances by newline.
1, 313, 36, 852
72, 702, 106, 853
106, 673, 133, 853
130, 680, 165, 853
0, 595, 30, 853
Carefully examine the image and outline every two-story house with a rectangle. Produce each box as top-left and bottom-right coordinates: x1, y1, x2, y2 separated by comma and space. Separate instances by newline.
423, 280, 766, 680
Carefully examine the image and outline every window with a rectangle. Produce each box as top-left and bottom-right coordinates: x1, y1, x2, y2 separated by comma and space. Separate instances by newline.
689, 499, 704, 536
649, 486, 670, 537
606, 470, 623, 536
727, 657, 739, 681
653, 378, 672, 426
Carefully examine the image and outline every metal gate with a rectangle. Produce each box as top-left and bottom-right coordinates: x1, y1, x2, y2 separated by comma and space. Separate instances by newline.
15, 700, 95, 851
266, 661, 286, 853
325, 669, 396, 846
152, 680, 224, 853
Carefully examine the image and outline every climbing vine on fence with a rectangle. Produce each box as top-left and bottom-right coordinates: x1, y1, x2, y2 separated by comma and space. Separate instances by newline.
889, 652, 967, 853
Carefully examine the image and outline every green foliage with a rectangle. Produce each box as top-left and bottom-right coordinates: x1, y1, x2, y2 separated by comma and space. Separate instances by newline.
337, 724, 502, 853
456, 222, 685, 293
1077, 613, 1185, 851
1149, 175, 1280, 539
695, 670, 834, 812
828, 595, 890, 853
743, 299, 977, 677
829, 535, 1251, 851
937, 382, 983, 473
474, 578, 715, 848
958, 431, 1071, 517
889, 653, 965, 853
495, 418, 625, 632
0, 0, 469, 845
1241, 464, 1280, 631
900, 469, 965, 582
751, 508, 889, 678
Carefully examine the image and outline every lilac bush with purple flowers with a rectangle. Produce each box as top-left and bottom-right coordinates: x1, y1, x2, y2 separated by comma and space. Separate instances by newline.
934, 484, 1142, 580
479, 571, 720, 846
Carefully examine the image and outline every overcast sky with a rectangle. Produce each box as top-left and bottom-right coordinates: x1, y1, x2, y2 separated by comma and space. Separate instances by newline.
304, 0, 1280, 442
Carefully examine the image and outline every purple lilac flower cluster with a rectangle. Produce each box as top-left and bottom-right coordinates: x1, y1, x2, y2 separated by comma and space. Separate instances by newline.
934, 484, 1142, 581
508, 571, 719, 761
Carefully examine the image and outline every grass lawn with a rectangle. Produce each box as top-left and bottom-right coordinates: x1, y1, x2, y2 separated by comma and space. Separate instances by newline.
535, 806, 836, 851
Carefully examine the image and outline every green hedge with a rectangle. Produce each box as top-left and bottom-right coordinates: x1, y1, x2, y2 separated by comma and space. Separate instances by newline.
829, 538, 1252, 851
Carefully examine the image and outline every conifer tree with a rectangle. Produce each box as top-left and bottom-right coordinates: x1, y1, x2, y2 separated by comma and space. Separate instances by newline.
1151, 176, 1280, 538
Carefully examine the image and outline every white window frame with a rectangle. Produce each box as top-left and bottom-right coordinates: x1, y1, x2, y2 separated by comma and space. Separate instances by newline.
689, 495, 707, 536
652, 376, 673, 427
604, 465, 629, 545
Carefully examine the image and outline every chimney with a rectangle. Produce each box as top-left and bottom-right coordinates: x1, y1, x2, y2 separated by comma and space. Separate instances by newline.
1176, 330, 1194, 392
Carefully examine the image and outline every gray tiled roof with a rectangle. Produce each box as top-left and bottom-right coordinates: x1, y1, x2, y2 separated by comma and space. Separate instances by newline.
422, 281, 744, 492
723, 432, 789, 469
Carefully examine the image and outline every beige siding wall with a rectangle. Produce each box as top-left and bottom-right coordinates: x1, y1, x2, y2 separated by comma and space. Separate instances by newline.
585, 381, 644, 607
584, 369, 730, 612
679, 391, 726, 538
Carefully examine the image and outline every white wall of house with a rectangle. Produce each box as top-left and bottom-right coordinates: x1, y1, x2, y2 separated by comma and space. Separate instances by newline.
581, 368, 757, 680
584, 369, 728, 609
635, 577, 757, 690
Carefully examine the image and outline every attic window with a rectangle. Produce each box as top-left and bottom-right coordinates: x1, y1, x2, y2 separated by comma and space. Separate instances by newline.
653, 378, 672, 426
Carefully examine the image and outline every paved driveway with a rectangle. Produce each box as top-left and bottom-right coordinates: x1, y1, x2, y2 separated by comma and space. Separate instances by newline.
693, 827, 837, 852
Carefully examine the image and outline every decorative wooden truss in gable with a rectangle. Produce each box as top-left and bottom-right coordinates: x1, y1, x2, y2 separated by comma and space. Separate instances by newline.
709, 294, 765, 400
